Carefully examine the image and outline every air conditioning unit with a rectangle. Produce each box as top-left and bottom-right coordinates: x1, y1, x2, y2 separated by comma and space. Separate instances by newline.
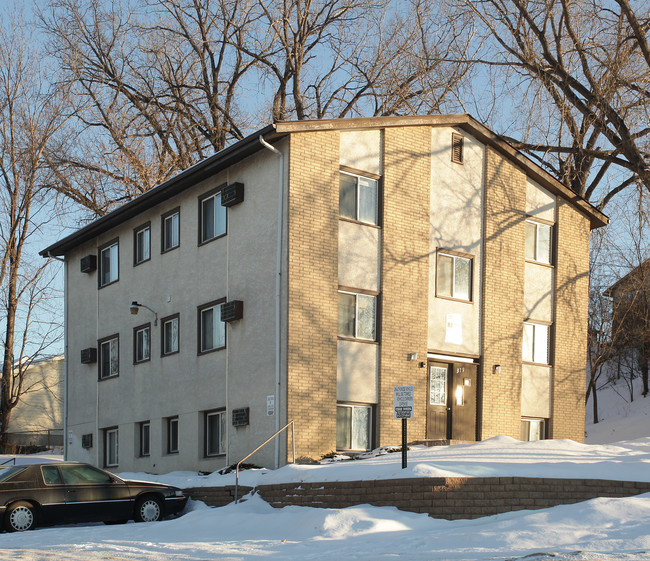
220, 300, 243, 323
81, 347, 97, 364
221, 182, 244, 207
80, 255, 97, 273
82, 434, 93, 449
232, 408, 250, 427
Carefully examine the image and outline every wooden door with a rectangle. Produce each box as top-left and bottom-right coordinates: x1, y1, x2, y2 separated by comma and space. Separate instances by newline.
450, 363, 477, 441
426, 362, 450, 439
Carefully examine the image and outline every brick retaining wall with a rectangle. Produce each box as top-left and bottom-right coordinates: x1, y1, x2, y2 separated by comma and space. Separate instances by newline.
186, 477, 650, 520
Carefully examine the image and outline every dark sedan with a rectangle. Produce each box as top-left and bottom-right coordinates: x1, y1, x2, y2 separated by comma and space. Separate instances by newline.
0, 462, 188, 531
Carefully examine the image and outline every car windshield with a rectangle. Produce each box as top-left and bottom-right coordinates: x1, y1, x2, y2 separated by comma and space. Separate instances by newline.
0, 466, 26, 482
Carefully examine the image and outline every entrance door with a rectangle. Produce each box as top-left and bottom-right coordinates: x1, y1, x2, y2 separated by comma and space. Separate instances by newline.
426, 361, 477, 441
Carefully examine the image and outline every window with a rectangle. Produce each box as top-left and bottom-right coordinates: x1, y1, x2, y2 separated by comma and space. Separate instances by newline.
437, 252, 472, 301
167, 417, 179, 454
104, 427, 118, 467
199, 188, 227, 244
98, 335, 119, 379
41, 465, 62, 485
139, 421, 150, 457
133, 324, 151, 364
205, 410, 226, 456
525, 220, 552, 264
338, 291, 377, 341
98, 240, 119, 287
451, 133, 464, 164
339, 172, 379, 225
61, 463, 113, 484
161, 314, 179, 356
134, 223, 150, 265
162, 208, 180, 252
336, 404, 373, 451
522, 322, 550, 364
521, 418, 546, 441
429, 366, 447, 406
198, 301, 226, 353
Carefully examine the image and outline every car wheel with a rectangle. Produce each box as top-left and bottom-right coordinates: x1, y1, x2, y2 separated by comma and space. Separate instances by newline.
5, 502, 36, 532
134, 496, 163, 523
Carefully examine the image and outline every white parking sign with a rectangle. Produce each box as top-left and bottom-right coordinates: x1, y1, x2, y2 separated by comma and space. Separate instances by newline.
394, 385, 414, 419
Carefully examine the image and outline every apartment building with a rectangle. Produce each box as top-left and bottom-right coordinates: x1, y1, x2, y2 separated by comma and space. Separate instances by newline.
41, 115, 607, 473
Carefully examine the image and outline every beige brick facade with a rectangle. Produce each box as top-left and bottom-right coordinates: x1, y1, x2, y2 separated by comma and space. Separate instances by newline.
551, 200, 590, 441
286, 131, 339, 460
480, 147, 527, 439
378, 127, 431, 445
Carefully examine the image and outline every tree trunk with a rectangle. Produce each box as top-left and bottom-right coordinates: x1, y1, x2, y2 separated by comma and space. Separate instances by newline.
641, 345, 649, 397
590, 380, 599, 424
1, 252, 18, 450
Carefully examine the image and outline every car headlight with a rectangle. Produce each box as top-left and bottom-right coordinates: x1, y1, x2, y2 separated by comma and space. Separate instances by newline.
174, 490, 184, 497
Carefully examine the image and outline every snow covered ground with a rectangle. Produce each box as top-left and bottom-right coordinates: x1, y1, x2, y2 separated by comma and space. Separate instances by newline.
1, 380, 650, 561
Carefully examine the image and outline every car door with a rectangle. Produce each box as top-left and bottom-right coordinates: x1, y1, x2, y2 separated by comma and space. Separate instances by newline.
38, 465, 69, 525
60, 464, 133, 523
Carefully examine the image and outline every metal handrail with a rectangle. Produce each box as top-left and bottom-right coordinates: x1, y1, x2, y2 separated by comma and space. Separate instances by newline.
234, 420, 295, 503
0, 458, 16, 466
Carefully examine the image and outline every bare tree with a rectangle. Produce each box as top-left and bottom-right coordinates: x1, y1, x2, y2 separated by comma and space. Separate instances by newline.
457, 0, 650, 208
0, 10, 65, 448
41, 0, 475, 212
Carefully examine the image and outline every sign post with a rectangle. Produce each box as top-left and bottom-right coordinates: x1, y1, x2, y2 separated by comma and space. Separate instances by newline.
393, 385, 414, 469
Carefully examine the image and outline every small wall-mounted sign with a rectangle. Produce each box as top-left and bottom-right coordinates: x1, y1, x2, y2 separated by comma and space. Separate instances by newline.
232, 407, 250, 427
267, 395, 275, 416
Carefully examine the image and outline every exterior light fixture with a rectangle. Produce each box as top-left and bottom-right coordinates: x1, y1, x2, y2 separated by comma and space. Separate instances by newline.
407, 352, 418, 361
130, 301, 158, 325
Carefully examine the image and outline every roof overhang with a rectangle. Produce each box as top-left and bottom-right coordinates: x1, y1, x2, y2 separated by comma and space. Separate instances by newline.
41, 114, 608, 258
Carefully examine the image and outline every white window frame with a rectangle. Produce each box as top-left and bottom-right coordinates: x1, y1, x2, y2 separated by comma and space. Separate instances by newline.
162, 209, 180, 252
99, 241, 119, 287
99, 335, 119, 379
205, 410, 227, 457
199, 189, 227, 244
198, 301, 226, 353
338, 291, 377, 341
436, 251, 473, 301
339, 171, 379, 225
139, 421, 150, 457
167, 416, 179, 454
104, 427, 118, 467
525, 220, 552, 264
522, 322, 550, 364
521, 418, 546, 441
336, 403, 373, 451
134, 224, 150, 265
162, 314, 179, 356
134, 324, 151, 364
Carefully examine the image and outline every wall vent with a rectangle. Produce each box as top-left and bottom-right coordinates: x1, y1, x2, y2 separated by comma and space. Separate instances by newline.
82, 434, 93, 448
451, 133, 464, 164
221, 182, 244, 207
221, 300, 243, 323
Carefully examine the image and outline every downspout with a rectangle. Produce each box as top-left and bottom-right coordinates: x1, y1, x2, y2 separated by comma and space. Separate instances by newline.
48, 252, 67, 459
258, 135, 284, 469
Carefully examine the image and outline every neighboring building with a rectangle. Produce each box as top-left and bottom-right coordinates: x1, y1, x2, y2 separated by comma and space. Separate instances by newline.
41, 115, 608, 473
604, 259, 650, 395
7, 355, 64, 449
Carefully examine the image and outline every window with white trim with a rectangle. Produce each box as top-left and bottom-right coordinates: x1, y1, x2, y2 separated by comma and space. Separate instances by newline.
162, 208, 180, 252
104, 427, 118, 467
198, 301, 226, 353
338, 291, 377, 341
199, 189, 227, 244
134, 324, 151, 364
162, 314, 179, 356
525, 220, 552, 264
522, 322, 550, 364
204, 410, 226, 456
134, 223, 150, 265
99, 240, 119, 287
167, 416, 179, 454
336, 404, 373, 451
139, 421, 150, 457
521, 418, 546, 441
436, 252, 472, 301
99, 335, 119, 379
339, 172, 379, 225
